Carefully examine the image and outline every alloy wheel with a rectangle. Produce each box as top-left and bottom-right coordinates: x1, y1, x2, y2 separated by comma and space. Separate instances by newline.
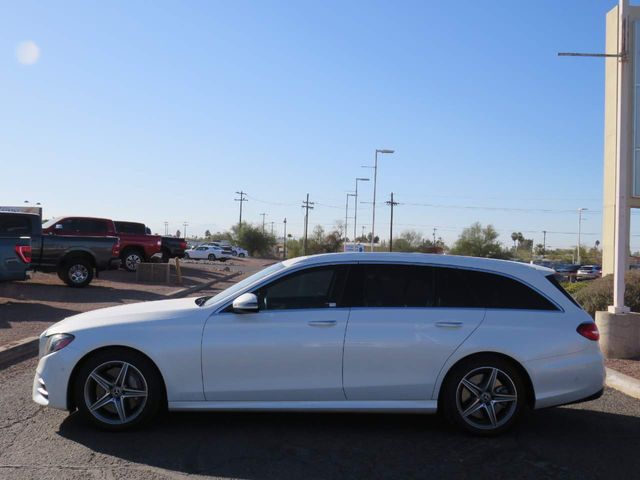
455, 366, 518, 431
125, 254, 142, 271
84, 361, 148, 425
69, 264, 89, 284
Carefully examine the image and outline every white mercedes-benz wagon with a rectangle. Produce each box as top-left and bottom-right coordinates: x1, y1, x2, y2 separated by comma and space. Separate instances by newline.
33, 253, 605, 435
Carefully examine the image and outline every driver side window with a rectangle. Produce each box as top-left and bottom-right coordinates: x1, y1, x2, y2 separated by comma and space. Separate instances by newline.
255, 265, 349, 310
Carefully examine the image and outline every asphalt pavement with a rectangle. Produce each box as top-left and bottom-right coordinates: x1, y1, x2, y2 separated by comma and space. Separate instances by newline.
2, 358, 640, 479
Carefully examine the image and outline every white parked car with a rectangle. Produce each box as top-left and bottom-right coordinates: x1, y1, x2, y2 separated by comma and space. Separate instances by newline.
33, 253, 604, 435
232, 246, 249, 258
183, 245, 229, 261
576, 265, 602, 280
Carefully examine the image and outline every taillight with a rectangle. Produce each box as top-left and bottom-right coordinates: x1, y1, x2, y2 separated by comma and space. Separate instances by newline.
112, 241, 120, 257
577, 322, 600, 341
15, 245, 32, 263
180, 241, 187, 249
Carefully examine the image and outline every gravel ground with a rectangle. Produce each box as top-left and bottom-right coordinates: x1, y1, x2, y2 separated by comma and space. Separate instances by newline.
606, 357, 640, 380
2, 357, 640, 479
0, 258, 270, 346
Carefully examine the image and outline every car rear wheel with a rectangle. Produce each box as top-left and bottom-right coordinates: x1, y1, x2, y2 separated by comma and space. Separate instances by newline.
122, 249, 144, 272
441, 355, 525, 436
74, 348, 163, 431
59, 258, 94, 287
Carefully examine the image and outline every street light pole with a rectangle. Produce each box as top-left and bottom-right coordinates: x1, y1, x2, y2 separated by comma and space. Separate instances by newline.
283, 218, 287, 259
577, 208, 587, 264
367, 149, 394, 252
353, 177, 370, 242
345, 192, 355, 245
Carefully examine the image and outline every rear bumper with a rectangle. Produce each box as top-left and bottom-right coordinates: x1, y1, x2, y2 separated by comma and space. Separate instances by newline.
107, 258, 121, 270
526, 347, 606, 410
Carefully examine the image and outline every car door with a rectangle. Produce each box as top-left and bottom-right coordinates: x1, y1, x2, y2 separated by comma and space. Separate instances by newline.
343, 263, 485, 401
201, 264, 351, 401
192, 246, 207, 259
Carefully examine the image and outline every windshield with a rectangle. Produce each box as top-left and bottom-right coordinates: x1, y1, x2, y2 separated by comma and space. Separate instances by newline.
203, 262, 286, 307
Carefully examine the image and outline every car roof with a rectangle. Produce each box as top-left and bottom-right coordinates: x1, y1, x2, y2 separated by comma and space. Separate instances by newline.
282, 252, 555, 276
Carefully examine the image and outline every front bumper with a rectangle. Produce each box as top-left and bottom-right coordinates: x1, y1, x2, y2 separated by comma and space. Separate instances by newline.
33, 344, 84, 411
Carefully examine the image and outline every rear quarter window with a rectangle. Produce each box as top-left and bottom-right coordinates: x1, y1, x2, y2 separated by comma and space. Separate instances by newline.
0, 214, 32, 236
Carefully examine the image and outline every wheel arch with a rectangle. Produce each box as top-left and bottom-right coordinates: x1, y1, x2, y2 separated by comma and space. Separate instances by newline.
66, 345, 168, 411
436, 351, 536, 409
57, 250, 97, 269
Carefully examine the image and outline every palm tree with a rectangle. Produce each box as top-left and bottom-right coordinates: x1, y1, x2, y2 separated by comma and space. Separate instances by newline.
511, 232, 518, 250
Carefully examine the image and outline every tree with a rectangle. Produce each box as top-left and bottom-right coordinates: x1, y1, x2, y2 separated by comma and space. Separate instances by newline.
204, 230, 212, 239
176, 229, 181, 238
451, 222, 508, 259
510, 232, 518, 249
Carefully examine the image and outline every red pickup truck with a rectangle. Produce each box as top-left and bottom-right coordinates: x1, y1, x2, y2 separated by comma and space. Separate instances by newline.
42, 216, 162, 272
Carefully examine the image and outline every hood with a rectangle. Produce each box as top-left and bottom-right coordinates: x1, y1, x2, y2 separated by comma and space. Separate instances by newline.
46, 297, 205, 335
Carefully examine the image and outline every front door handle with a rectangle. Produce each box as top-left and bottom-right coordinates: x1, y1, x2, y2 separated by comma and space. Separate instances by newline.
308, 320, 337, 327
435, 321, 463, 328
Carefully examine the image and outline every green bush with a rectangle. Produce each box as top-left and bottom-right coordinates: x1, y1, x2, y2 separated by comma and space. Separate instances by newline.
574, 271, 640, 317
562, 281, 589, 296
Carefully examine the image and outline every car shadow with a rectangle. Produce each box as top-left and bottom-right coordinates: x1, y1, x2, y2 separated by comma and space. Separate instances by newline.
0, 302, 78, 329
57, 404, 640, 479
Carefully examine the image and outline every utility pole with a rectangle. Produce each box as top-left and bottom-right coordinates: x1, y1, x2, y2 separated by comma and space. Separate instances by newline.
386, 192, 399, 252
164, 221, 168, 236
235, 191, 247, 232
301, 194, 314, 255
183, 222, 189, 240
433, 227, 437, 245
270, 221, 275, 236
283, 218, 287, 259
260, 213, 268, 233
542, 230, 547, 256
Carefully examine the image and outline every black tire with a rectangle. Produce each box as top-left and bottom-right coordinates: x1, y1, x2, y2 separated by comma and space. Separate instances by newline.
440, 354, 526, 436
184, 252, 190, 259
59, 257, 94, 288
73, 348, 164, 431
208, 254, 216, 261
122, 249, 144, 272
238, 253, 246, 258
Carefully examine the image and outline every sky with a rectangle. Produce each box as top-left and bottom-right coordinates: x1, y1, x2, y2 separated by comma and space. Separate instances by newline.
1, 0, 635, 250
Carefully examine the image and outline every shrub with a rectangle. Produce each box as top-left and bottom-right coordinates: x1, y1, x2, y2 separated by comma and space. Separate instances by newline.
562, 281, 589, 296
574, 271, 640, 317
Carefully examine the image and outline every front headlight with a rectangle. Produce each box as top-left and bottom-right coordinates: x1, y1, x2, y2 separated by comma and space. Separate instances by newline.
40, 333, 75, 358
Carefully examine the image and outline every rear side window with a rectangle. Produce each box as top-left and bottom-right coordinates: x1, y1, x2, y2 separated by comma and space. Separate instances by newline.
348, 264, 435, 307
115, 222, 146, 234
443, 267, 557, 310
546, 274, 580, 307
0, 214, 32, 236
75, 219, 108, 234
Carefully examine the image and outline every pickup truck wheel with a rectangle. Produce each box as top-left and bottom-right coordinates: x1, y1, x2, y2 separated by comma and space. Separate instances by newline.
60, 258, 94, 287
122, 250, 144, 272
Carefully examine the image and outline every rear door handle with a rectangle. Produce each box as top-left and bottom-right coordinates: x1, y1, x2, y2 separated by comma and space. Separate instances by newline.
435, 321, 463, 328
308, 320, 337, 327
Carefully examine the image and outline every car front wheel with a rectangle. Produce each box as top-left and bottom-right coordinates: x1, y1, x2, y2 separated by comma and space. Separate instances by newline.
74, 348, 163, 430
441, 355, 525, 436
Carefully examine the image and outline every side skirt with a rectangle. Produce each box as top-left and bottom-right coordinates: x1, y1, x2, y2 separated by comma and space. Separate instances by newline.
168, 400, 438, 413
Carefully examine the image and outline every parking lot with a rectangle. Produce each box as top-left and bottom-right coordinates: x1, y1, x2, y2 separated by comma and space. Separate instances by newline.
0, 257, 269, 345
0, 356, 639, 480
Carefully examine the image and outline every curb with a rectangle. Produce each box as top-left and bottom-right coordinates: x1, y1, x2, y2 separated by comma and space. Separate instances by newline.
0, 271, 244, 370
605, 367, 640, 400
0, 336, 39, 370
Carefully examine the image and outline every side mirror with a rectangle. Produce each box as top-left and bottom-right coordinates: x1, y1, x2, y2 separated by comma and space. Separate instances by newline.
232, 293, 259, 313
